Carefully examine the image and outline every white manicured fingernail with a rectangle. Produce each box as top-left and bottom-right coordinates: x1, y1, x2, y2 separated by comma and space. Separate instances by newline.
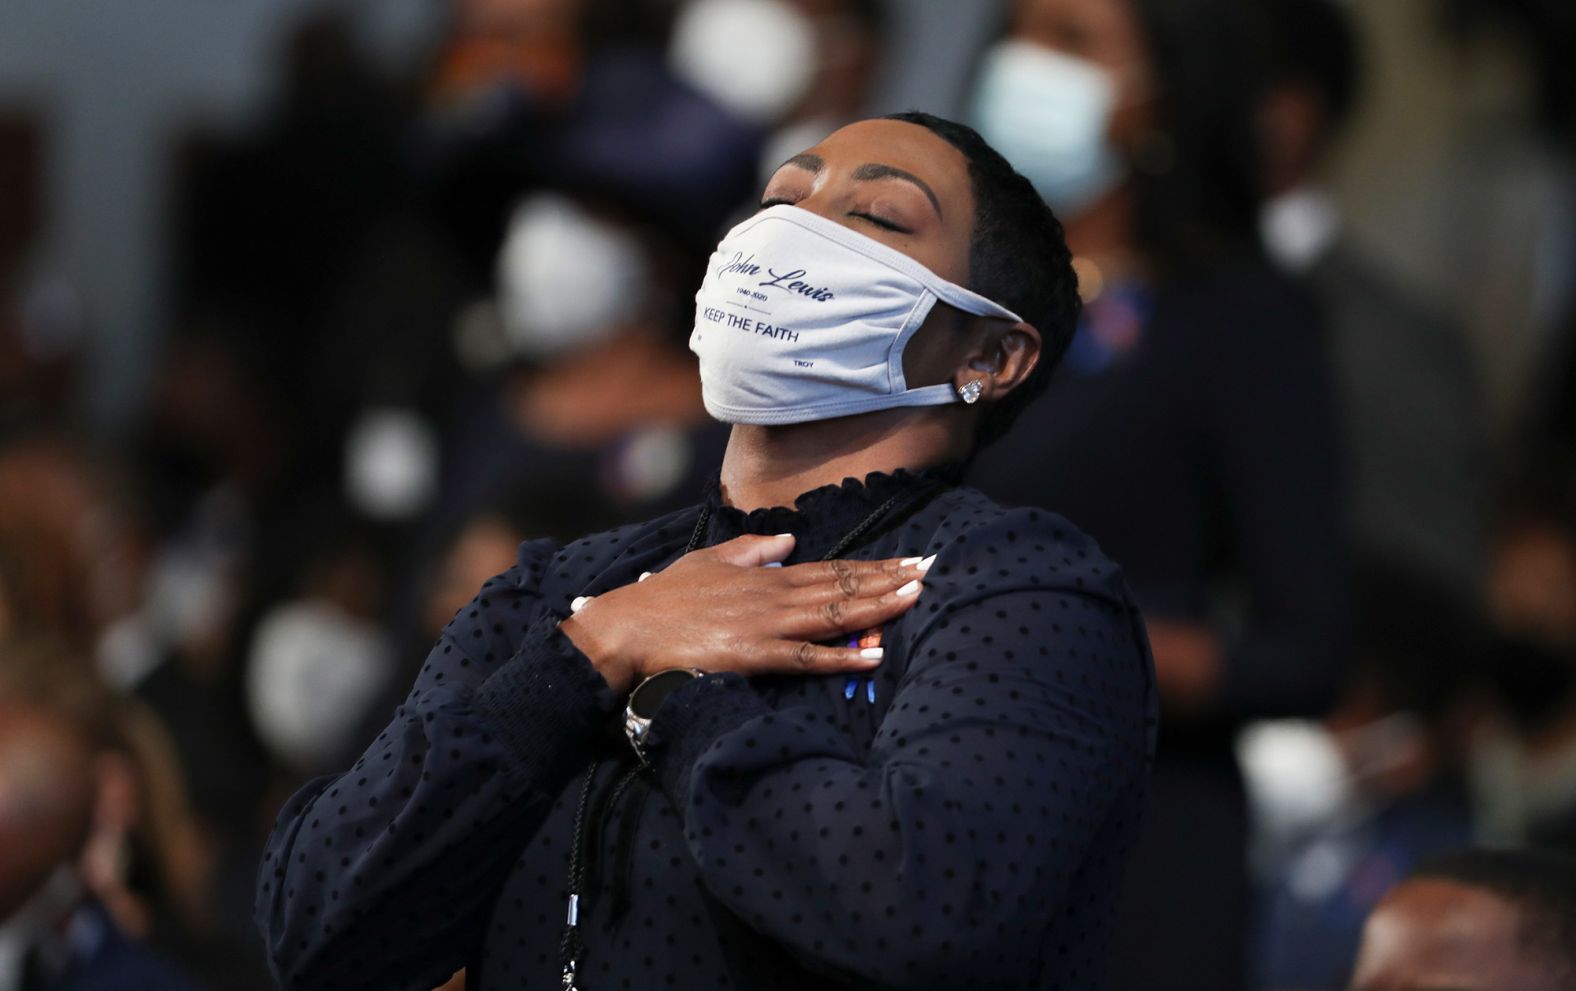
775, 533, 794, 539
859, 647, 884, 661
570, 595, 592, 613
762, 561, 783, 568
917, 555, 937, 572
638, 571, 653, 582
900, 556, 923, 566
897, 579, 922, 597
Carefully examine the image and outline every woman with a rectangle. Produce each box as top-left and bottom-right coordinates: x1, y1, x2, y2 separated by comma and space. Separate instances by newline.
256, 113, 1156, 990
968, 0, 1349, 987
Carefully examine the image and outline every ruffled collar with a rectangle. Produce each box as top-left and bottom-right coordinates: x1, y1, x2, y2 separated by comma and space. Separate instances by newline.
700, 464, 961, 562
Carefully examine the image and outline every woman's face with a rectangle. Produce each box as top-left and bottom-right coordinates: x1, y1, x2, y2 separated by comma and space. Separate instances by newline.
1009, 0, 1157, 147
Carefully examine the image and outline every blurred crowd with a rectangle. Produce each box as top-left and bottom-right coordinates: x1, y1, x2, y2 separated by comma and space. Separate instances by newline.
3, 0, 1576, 988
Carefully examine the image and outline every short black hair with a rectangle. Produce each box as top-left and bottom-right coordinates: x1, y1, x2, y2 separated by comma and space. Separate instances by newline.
1407, 848, 1576, 979
880, 111, 1081, 450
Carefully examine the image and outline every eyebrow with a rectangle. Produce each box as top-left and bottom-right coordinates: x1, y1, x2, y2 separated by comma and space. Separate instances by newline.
776, 154, 944, 221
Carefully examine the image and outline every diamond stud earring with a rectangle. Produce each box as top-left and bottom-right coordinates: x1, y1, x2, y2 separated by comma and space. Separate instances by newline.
958, 380, 985, 405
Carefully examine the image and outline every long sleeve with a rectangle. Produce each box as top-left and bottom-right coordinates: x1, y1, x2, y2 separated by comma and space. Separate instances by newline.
255, 537, 621, 991
641, 511, 1156, 990
1205, 279, 1350, 718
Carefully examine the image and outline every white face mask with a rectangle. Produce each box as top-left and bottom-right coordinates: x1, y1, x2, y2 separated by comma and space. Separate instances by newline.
688, 205, 1021, 425
496, 193, 648, 361
970, 40, 1123, 217
246, 600, 392, 770
669, 0, 817, 125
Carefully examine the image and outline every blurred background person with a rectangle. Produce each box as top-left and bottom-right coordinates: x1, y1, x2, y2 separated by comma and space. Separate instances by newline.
0, 428, 267, 987
419, 0, 759, 258
244, 515, 394, 779
965, 0, 1349, 986
1245, 560, 1484, 990
1314, 0, 1576, 431
1259, 0, 1487, 602
433, 190, 727, 546
669, 0, 889, 180
1347, 847, 1576, 991
1470, 457, 1576, 853
0, 638, 205, 991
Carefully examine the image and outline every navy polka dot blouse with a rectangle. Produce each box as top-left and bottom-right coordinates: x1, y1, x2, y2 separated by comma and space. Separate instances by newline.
256, 469, 1157, 990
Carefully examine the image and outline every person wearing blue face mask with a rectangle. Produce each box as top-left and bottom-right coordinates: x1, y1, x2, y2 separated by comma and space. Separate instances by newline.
257, 113, 1157, 990
967, 1, 1350, 989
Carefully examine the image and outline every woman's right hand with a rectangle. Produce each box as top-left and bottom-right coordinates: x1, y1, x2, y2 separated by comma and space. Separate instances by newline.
559, 534, 932, 693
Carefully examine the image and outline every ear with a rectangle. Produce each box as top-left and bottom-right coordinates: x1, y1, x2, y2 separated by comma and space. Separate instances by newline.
953, 321, 1041, 405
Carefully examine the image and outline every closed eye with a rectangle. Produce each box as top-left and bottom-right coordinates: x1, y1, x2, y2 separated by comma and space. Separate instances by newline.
756, 199, 911, 235
851, 211, 911, 235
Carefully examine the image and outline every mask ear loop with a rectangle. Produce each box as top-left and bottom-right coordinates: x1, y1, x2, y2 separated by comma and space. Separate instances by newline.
886, 289, 941, 395
889, 289, 1014, 408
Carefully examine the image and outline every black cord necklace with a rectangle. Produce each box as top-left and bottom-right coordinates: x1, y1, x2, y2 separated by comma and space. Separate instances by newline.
559, 473, 952, 991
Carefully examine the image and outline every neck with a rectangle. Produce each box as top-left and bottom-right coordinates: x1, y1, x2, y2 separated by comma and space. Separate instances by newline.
719, 409, 965, 511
